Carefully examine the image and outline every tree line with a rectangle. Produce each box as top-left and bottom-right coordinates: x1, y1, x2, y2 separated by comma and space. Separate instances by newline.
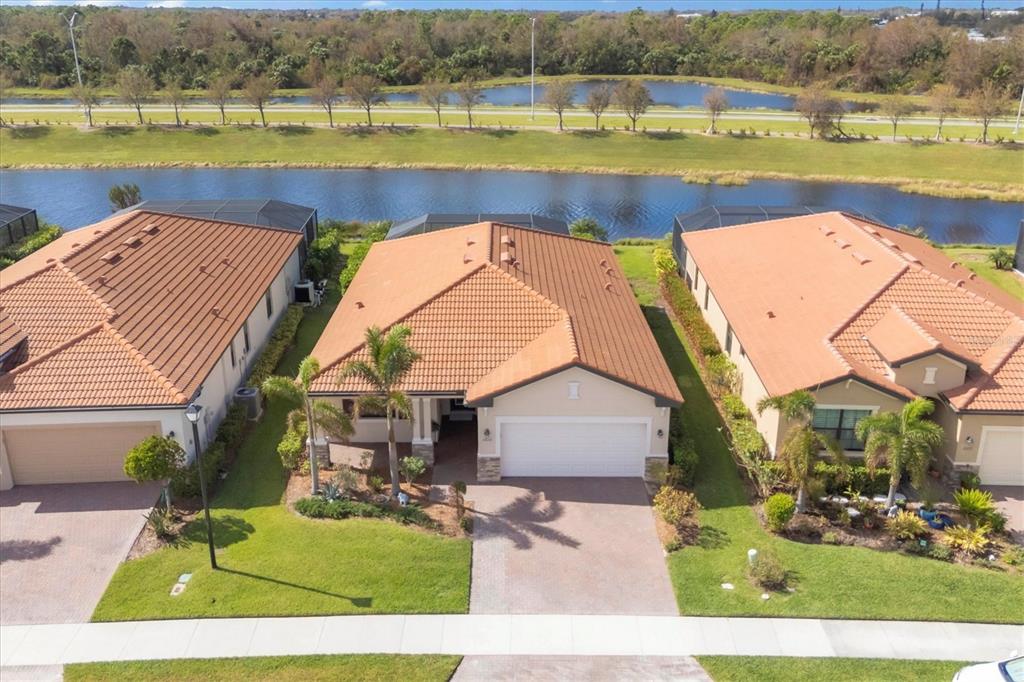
0, 6, 1021, 99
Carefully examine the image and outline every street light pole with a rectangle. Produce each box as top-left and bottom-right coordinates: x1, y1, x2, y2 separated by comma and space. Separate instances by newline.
186, 404, 217, 570
530, 17, 536, 121
61, 11, 87, 126
1014, 85, 1023, 135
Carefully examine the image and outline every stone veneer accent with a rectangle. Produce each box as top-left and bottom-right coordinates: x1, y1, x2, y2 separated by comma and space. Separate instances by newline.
477, 455, 501, 482
411, 441, 435, 466
644, 456, 668, 485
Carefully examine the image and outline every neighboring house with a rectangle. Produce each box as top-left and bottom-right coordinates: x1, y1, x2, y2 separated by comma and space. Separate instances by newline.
0, 210, 303, 489
0, 204, 40, 249
679, 211, 1024, 486
309, 222, 681, 482
387, 213, 568, 240
1014, 220, 1023, 276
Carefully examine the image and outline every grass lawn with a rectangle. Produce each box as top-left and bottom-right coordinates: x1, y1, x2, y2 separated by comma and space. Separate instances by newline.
942, 245, 1023, 301
698, 656, 970, 682
616, 246, 1024, 623
91, 278, 471, 621
1, 126, 1019, 201
64, 655, 461, 682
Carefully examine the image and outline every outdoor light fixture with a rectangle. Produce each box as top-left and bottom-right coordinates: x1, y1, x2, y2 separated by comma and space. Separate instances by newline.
186, 403, 218, 570
965, 436, 975, 445
657, 429, 665, 439
483, 428, 492, 441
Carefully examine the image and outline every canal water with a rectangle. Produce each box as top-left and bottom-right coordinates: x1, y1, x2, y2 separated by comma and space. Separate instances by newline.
0, 167, 1018, 244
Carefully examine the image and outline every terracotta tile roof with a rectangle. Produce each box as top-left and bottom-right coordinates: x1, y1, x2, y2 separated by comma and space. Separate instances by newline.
310, 223, 682, 405
0, 309, 27, 361
682, 212, 1024, 413
0, 211, 302, 410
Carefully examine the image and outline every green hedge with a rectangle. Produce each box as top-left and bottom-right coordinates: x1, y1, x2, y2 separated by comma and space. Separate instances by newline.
660, 271, 721, 359
669, 436, 699, 488
247, 304, 304, 389
337, 222, 389, 294
295, 496, 434, 528
214, 403, 248, 451
0, 224, 62, 268
170, 441, 225, 498
815, 461, 892, 496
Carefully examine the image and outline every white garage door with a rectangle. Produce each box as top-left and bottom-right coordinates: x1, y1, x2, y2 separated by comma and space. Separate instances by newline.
499, 420, 648, 477
978, 427, 1024, 486
3, 422, 159, 485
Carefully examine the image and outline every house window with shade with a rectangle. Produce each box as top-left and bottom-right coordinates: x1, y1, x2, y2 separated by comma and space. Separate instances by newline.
812, 408, 872, 451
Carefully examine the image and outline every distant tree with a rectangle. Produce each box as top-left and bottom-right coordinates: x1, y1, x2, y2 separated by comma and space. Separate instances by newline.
162, 80, 186, 127
71, 83, 99, 127
110, 36, 139, 68
206, 74, 233, 125
881, 94, 914, 141
313, 76, 340, 128
968, 82, 1007, 143
455, 77, 484, 129
116, 65, 154, 125
585, 83, 613, 130
108, 183, 142, 211
614, 80, 652, 132
242, 74, 276, 127
543, 79, 576, 131
793, 85, 843, 139
0, 70, 10, 126
569, 217, 608, 241
419, 79, 449, 127
345, 74, 385, 127
927, 83, 957, 141
703, 86, 729, 134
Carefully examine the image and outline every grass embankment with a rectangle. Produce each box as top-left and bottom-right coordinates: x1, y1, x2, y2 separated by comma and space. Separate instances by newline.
64, 655, 462, 682
92, 273, 471, 621
2, 126, 1019, 202
943, 245, 1024, 301
698, 657, 971, 682
616, 245, 1024, 623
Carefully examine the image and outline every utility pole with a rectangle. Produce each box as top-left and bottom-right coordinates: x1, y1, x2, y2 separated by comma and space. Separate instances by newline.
528, 16, 536, 120
61, 11, 83, 88
1014, 86, 1023, 135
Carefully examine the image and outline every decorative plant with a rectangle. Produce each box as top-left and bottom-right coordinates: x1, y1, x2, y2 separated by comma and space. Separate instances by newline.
886, 510, 929, 540
764, 493, 796, 532
855, 398, 945, 509
368, 474, 386, 494
959, 471, 981, 490
748, 548, 787, 590
953, 488, 996, 529
399, 456, 427, 486
653, 486, 701, 526
943, 524, 991, 557
124, 435, 184, 511
988, 247, 1013, 271
339, 325, 421, 498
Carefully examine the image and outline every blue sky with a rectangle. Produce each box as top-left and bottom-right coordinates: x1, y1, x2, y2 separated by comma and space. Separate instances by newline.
9, 0, 1018, 10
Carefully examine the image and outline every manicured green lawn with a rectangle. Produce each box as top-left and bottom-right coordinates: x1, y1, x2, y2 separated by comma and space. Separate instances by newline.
698, 657, 970, 682
92, 281, 471, 621
64, 655, 461, 682
617, 247, 1024, 623
942, 245, 1023, 301
1, 127, 1019, 201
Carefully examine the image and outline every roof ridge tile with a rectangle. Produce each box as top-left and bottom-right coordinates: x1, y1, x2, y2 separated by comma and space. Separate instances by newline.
55, 261, 117, 319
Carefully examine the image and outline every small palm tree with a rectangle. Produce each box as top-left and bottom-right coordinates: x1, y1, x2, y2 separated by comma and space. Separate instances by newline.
855, 397, 944, 509
339, 325, 421, 498
263, 356, 353, 494
757, 390, 846, 512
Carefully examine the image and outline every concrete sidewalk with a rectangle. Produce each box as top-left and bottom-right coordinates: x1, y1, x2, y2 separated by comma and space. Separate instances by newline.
2, 615, 1020, 667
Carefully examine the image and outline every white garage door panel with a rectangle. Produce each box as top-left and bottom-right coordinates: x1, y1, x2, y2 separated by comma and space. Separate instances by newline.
500, 420, 647, 477
4, 422, 159, 485
979, 428, 1024, 486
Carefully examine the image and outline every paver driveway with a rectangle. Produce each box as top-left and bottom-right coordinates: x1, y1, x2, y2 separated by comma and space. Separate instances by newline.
469, 478, 677, 615
0, 482, 159, 625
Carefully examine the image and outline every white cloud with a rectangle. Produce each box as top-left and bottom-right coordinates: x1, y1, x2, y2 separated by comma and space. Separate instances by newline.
361, 0, 387, 7
147, 0, 187, 6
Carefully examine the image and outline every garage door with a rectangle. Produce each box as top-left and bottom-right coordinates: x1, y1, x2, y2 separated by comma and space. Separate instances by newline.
3, 422, 160, 485
978, 428, 1024, 486
499, 420, 647, 477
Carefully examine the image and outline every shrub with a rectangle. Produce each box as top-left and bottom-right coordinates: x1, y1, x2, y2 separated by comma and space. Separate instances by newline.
814, 462, 889, 496
569, 217, 609, 242
987, 510, 1008, 534
0, 223, 62, 267
821, 531, 841, 545
959, 471, 981, 489
886, 510, 929, 540
729, 418, 767, 459
399, 456, 427, 484
246, 304, 303, 389
124, 436, 184, 484
1002, 545, 1024, 567
953, 488, 995, 529
653, 485, 701, 526
652, 246, 677, 275
169, 442, 225, 498
706, 354, 739, 396
748, 548, 787, 590
663, 537, 683, 553
659, 273, 720, 358
214, 403, 248, 450
145, 508, 176, 540
338, 222, 388, 293
459, 515, 473, 534
295, 495, 434, 528
367, 474, 386, 494
988, 247, 1014, 271
721, 394, 749, 420
277, 425, 307, 470
333, 466, 359, 493
928, 544, 953, 561
669, 437, 699, 488
943, 524, 991, 556
764, 493, 796, 532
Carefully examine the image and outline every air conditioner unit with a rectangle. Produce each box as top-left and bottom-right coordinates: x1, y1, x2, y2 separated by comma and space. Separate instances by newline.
294, 280, 316, 306
233, 386, 262, 421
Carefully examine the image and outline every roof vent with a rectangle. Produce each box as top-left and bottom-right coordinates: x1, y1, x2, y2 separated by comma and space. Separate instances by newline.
466, 237, 476, 246
500, 235, 514, 247
852, 251, 871, 265
463, 254, 473, 264
96, 276, 107, 286
767, 311, 776, 319
968, 272, 977, 280
950, 262, 959, 269
880, 238, 898, 248
199, 264, 207, 274
604, 267, 613, 275
819, 225, 835, 236
211, 306, 222, 316
500, 251, 511, 264
955, 279, 965, 287
122, 234, 143, 248
355, 301, 364, 309
142, 224, 160, 235
902, 252, 920, 264
221, 257, 231, 266
599, 258, 609, 267
100, 250, 122, 265
834, 238, 850, 249
45, 258, 55, 263
604, 281, 613, 291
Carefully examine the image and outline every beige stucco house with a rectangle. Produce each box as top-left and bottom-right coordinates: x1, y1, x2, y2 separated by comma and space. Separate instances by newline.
0, 210, 303, 489
679, 212, 1024, 486
309, 222, 682, 482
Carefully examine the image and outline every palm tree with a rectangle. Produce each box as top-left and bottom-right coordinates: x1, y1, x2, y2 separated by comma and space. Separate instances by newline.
263, 356, 352, 494
338, 325, 421, 498
757, 390, 846, 512
855, 398, 944, 509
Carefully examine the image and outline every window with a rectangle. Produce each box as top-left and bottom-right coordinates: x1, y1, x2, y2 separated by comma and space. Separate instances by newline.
725, 325, 733, 354
243, 322, 251, 353
265, 289, 273, 318
568, 381, 581, 400
685, 272, 693, 289
704, 285, 710, 310
229, 341, 236, 368
739, 345, 746, 358
812, 408, 872, 451
694, 269, 700, 292
923, 367, 938, 385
